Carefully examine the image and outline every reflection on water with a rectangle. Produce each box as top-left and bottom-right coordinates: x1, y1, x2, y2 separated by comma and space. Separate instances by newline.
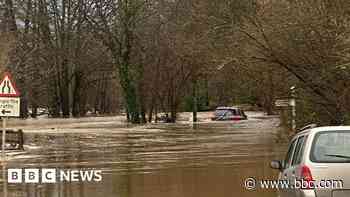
0, 112, 287, 197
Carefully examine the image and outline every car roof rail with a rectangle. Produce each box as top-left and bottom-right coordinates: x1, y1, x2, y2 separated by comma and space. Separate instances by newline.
298, 124, 318, 132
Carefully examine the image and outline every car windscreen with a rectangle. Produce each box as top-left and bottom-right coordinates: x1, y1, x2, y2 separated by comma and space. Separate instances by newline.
310, 131, 350, 163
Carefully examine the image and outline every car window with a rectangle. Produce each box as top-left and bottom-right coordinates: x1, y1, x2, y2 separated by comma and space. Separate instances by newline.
215, 110, 228, 116
215, 109, 240, 116
230, 110, 237, 116
284, 139, 297, 169
292, 135, 307, 166
295, 135, 308, 165
311, 131, 350, 163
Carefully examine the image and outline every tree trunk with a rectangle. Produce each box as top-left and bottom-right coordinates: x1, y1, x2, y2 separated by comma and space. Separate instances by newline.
140, 94, 146, 123
124, 83, 140, 123
72, 72, 81, 117
204, 76, 210, 107
3, 0, 17, 32
119, 62, 140, 123
148, 97, 155, 123
60, 59, 70, 117
154, 104, 158, 123
31, 105, 37, 118
192, 79, 198, 122
331, 106, 345, 125
19, 84, 29, 119
100, 77, 108, 114
170, 101, 177, 123
264, 69, 275, 115
48, 76, 61, 117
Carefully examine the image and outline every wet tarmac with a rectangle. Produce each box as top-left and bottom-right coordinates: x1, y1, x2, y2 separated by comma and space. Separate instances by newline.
0, 112, 288, 197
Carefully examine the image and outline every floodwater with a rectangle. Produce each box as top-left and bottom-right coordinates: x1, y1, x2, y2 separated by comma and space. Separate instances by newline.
0, 112, 288, 197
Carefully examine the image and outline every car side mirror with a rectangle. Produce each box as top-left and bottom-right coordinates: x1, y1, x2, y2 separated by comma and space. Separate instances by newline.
270, 160, 283, 171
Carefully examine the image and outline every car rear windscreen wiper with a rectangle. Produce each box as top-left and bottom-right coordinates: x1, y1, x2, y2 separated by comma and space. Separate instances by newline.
325, 154, 350, 159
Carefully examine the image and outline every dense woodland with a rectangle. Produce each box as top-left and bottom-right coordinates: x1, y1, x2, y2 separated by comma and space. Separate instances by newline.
1, 0, 350, 126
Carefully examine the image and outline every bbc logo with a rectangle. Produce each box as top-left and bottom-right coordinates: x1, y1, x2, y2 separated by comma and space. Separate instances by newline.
8, 168, 103, 183
8, 169, 57, 183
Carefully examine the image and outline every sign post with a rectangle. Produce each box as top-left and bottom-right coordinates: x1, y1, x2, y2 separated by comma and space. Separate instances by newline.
275, 86, 297, 132
275, 99, 290, 107
0, 72, 20, 160
1, 117, 5, 159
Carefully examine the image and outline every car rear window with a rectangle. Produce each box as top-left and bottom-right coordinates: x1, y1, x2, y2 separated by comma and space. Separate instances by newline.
310, 131, 350, 163
284, 139, 297, 168
292, 135, 307, 166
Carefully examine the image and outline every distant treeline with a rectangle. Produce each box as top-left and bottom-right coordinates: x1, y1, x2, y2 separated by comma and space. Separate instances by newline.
0, 0, 349, 125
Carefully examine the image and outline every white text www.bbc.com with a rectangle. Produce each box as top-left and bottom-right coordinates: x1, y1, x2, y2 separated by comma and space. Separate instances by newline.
244, 177, 344, 190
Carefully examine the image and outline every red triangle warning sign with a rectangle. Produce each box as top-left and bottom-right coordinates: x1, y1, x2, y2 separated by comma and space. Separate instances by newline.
0, 72, 20, 97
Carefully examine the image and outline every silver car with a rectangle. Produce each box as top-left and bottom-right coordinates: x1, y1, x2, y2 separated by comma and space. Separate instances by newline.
271, 125, 350, 197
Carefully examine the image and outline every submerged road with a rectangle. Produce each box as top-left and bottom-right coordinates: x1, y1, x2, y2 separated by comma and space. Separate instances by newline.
0, 111, 288, 197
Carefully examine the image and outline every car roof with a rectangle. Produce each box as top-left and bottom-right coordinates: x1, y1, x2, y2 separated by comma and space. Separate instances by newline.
295, 126, 350, 137
311, 126, 350, 133
216, 107, 241, 110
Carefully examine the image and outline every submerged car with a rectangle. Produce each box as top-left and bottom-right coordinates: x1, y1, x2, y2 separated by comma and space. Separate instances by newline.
271, 125, 350, 197
211, 107, 247, 121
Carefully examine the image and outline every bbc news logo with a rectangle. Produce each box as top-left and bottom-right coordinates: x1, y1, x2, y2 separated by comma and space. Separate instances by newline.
8, 168, 102, 183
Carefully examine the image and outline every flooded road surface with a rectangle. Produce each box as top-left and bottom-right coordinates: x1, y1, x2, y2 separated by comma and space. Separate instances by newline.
1, 112, 288, 197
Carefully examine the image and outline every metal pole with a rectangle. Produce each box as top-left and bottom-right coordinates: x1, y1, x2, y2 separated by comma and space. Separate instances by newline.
2, 117, 6, 159
291, 99, 296, 132
290, 86, 296, 132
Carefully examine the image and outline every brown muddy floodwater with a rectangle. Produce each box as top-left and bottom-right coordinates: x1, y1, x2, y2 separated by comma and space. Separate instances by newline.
0, 112, 288, 197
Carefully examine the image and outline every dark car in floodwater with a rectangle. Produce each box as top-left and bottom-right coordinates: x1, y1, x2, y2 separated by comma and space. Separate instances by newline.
211, 107, 248, 121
